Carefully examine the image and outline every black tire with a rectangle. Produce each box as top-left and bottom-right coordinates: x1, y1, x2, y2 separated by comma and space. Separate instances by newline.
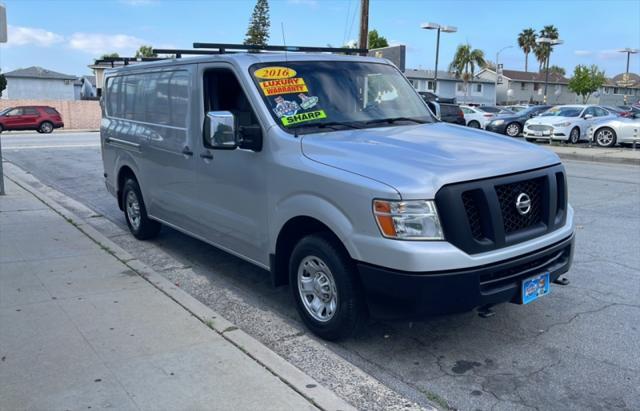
594, 127, 617, 148
39, 121, 54, 134
289, 233, 366, 341
525, 137, 537, 143
122, 178, 161, 240
569, 127, 580, 144
0, 124, 3, 133
505, 122, 521, 137
468, 120, 481, 128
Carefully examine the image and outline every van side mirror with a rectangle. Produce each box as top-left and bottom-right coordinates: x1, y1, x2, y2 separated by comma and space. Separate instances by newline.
204, 111, 238, 150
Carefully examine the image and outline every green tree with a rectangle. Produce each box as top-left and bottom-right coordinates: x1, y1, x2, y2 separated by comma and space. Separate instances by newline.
449, 44, 486, 101
99, 52, 120, 59
244, 0, 270, 47
517, 28, 537, 72
534, 25, 559, 71
568, 64, 606, 103
548, 65, 566, 76
0, 71, 6, 98
367, 29, 389, 49
135, 45, 156, 58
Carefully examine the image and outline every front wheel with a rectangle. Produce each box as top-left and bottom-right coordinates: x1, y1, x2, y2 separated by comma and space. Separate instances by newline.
122, 178, 161, 240
595, 127, 617, 148
569, 127, 580, 144
468, 120, 481, 128
505, 122, 521, 137
289, 234, 366, 341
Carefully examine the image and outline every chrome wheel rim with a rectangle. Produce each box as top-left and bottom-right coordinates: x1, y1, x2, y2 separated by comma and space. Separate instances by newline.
125, 190, 141, 231
297, 256, 338, 322
570, 129, 579, 143
469, 121, 479, 128
42, 123, 52, 133
506, 123, 520, 136
596, 129, 613, 146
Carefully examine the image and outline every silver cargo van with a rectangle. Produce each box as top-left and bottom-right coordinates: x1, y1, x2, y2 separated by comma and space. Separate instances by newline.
101, 50, 575, 340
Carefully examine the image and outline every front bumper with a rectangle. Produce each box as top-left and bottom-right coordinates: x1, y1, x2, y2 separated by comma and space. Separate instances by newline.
485, 122, 507, 134
357, 233, 574, 319
523, 125, 570, 140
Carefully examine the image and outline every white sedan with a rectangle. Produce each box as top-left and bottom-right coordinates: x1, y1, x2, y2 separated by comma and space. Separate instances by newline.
523, 105, 615, 144
588, 113, 640, 147
460, 105, 501, 129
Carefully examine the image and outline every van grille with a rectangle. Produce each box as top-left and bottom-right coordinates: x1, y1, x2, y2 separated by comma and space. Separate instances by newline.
435, 165, 567, 255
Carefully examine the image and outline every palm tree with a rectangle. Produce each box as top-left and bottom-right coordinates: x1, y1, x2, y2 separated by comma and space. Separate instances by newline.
449, 44, 486, 102
535, 25, 559, 71
517, 28, 537, 72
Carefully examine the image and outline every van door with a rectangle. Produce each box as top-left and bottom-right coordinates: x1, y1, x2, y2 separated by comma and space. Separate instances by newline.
191, 65, 268, 266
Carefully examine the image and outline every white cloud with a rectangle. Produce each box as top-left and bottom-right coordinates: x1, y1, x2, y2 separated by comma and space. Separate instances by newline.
69, 33, 147, 56
574, 50, 592, 56
7, 25, 64, 47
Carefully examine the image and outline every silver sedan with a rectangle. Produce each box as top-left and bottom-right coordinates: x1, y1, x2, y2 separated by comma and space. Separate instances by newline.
588, 113, 640, 147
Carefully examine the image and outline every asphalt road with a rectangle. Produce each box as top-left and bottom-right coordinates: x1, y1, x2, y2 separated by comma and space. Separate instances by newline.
3, 131, 639, 411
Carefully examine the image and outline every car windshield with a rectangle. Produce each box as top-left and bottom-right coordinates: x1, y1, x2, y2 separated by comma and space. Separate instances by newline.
478, 106, 502, 113
521, 105, 548, 116
0, 107, 12, 115
249, 61, 434, 133
540, 107, 582, 117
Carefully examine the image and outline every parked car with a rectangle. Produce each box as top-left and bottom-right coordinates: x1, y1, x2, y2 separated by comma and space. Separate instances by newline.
523, 105, 614, 144
418, 93, 464, 125
588, 112, 640, 147
486, 105, 552, 137
460, 105, 498, 128
0, 106, 64, 133
101, 51, 574, 340
602, 105, 634, 118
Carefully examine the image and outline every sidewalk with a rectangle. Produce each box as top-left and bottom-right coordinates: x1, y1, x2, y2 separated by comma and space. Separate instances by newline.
0, 178, 352, 411
544, 144, 640, 166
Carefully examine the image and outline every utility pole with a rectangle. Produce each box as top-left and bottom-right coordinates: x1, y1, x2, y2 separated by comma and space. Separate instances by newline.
358, 0, 369, 55
618, 48, 639, 105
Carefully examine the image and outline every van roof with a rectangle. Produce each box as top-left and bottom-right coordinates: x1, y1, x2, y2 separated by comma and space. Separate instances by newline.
106, 52, 390, 75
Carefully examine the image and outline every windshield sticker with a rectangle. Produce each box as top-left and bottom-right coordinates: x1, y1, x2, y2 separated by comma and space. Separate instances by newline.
281, 110, 327, 126
254, 66, 297, 80
259, 78, 308, 96
272, 96, 300, 118
298, 94, 319, 110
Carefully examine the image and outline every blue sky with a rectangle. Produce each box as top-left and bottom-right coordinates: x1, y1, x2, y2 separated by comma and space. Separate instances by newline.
2, 0, 639, 77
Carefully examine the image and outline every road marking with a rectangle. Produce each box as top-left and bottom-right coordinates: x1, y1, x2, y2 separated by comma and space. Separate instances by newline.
3, 144, 101, 150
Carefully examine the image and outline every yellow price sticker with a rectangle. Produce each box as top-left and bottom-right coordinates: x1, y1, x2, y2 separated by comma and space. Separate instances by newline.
254, 66, 297, 80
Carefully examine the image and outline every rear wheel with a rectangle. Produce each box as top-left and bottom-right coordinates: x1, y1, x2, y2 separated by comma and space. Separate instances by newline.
569, 127, 580, 144
289, 234, 366, 341
122, 178, 161, 240
468, 120, 480, 128
39, 121, 54, 134
505, 122, 521, 137
594, 127, 617, 147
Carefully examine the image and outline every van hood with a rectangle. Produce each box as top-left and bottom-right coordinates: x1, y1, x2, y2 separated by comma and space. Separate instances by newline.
301, 122, 560, 198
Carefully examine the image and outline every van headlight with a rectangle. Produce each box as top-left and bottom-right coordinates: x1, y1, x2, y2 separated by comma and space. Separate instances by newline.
553, 122, 571, 127
373, 200, 444, 240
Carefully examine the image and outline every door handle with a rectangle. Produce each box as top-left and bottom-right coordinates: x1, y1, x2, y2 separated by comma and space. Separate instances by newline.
200, 152, 213, 160
182, 146, 194, 156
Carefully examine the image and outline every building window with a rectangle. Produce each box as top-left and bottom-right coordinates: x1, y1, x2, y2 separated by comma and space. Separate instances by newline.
520, 82, 526, 90
475, 83, 482, 93
613, 87, 619, 94
64, 80, 70, 85
456, 83, 465, 93
533, 83, 540, 91
409, 79, 417, 88
427, 80, 435, 91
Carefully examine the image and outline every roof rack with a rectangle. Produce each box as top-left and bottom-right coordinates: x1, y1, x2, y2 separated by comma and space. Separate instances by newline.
192, 42, 368, 55
93, 56, 165, 67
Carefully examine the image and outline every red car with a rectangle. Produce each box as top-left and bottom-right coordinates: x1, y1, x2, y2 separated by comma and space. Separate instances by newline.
0, 105, 64, 134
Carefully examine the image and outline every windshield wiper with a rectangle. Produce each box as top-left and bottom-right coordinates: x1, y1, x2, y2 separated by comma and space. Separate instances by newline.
291, 121, 363, 132
365, 117, 427, 126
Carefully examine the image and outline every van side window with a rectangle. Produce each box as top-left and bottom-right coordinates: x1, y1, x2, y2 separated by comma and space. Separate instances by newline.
203, 69, 259, 133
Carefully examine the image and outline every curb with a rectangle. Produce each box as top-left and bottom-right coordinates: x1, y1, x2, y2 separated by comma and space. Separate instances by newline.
5, 167, 356, 411
554, 151, 640, 166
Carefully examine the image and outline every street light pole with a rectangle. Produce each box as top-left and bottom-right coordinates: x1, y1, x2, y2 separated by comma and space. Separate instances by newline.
618, 48, 639, 105
495, 45, 513, 105
421, 22, 457, 95
537, 37, 563, 104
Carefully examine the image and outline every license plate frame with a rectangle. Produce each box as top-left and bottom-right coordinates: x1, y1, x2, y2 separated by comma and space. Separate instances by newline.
522, 272, 550, 304
534, 131, 543, 137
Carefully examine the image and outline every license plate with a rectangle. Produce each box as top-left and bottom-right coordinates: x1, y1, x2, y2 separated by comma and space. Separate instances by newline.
543, 130, 551, 136
522, 272, 550, 304
534, 131, 543, 136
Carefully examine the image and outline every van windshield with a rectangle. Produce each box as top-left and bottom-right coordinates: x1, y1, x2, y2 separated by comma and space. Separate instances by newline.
249, 61, 434, 133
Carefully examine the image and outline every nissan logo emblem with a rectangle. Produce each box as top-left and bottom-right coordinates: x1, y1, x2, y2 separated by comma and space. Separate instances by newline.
516, 193, 532, 215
